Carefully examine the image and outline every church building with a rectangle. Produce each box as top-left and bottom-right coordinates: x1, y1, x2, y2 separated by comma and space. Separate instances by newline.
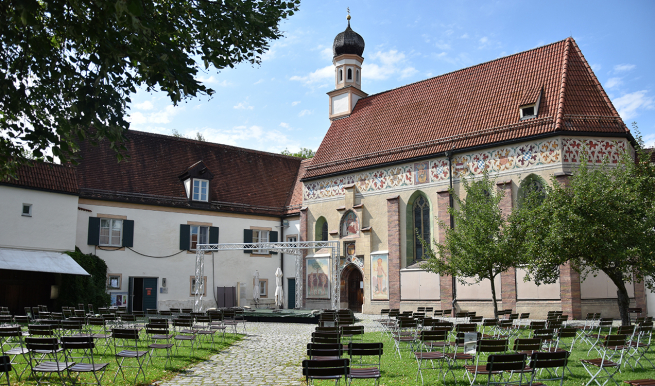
297, 17, 645, 319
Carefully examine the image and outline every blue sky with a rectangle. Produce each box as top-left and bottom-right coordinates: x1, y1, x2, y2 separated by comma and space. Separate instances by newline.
127, 0, 655, 152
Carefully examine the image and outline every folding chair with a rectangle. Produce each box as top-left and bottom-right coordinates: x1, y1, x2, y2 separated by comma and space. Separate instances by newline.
392, 318, 418, 358
513, 338, 542, 356
307, 343, 343, 361
24, 337, 74, 385
627, 324, 654, 369
172, 319, 196, 355
444, 332, 481, 382
553, 327, 579, 353
347, 342, 382, 386
340, 325, 364, 345
414, 330, 448, 385
464, 339, 510, 385
302, 358, 349, 385
532, 329, 556, 351
61, 336, 110, 385
87, 318, 111, 354
528, 351, 570, 386
624, 380, 655, 386
0, 355, 10, 386
111, 328, 149, 383
586, 318, 613, 352
580, 334, 627, 386
193, 315, 217, 348
479, 353, 528, 386
0, 327, 29, 381
312, 331, 341, 345
145, 324, 174, 369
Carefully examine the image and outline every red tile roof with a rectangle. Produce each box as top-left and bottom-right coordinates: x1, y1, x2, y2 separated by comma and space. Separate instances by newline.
284, 158, 312, 215
1, 162, 78, 194
304, 38, 628, 180
76, 130, 303, 216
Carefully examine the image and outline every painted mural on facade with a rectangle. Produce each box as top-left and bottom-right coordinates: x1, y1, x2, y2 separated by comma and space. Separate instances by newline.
303, 137, 628, 201
371, 254, 388, 300
306, 258, 330, 299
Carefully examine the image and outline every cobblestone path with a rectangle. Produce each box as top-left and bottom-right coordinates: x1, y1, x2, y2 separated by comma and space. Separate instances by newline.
159, 314, 379, 386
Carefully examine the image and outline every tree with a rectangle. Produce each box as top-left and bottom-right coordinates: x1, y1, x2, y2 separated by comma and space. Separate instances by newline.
422, 173, 521, 318
281, 147, 315, 159
0, 0, 300, 179
517, 137, 655, 325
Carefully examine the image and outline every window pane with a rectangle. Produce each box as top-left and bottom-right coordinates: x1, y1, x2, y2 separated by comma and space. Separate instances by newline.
190, 226, 199, 249
199, 227, 208, 244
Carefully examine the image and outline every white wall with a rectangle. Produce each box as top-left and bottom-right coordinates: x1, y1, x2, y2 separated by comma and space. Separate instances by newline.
76, 200, 283, 309
282, 217, 301, 309
0, 186, 78, 252
580, 270, 634, 299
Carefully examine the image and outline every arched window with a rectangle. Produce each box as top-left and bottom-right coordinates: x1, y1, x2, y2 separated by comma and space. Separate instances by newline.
347, 68, 352, 80
518, 174, 547, 208
413, 195, 430, 261
315, 217, 329, 241
339, 69, 343, 82
356, 70, 360, 82
340, 211, 359, 238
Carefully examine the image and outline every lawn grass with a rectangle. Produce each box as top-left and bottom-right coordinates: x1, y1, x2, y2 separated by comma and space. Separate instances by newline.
5, 325, 242, 386
308, 328, 655, 386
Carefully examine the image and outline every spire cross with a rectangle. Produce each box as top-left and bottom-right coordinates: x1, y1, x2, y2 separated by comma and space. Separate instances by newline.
347, 7, 351, 22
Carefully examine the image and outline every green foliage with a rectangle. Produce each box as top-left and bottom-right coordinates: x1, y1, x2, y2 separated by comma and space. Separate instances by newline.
58, 248, 111, 309
516, 135, 655, 325
422, 172, 521, 318
281, 147, 316, 159
171, 129, 206, 141
0, 0, 301, 179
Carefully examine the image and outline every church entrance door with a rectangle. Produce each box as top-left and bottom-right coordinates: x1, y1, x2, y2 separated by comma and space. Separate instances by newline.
343, 264, 363, 313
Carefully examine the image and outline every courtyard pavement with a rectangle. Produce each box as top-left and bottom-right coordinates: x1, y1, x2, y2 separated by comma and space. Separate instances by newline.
159, 313, 380, 386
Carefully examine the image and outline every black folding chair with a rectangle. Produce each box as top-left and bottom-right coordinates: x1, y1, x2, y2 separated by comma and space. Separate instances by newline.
145, 324, 174, 369
528, 351, 570, 386
307, 343, 343, 361
0, 355, 11, 386
347, 342, 382, 386
61, 336, 110, 385
414, 330, 448, 385
0, 326, 29, 381
24, 337, 74, 385
581, 334, 627, 386
302, 358, 349, 385
112, 328, 149, 383
483, 353, 528, 386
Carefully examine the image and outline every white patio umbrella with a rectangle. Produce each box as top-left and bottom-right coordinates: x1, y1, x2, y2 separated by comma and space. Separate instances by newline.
274, 267, 284, 308
253, 270, 260, 306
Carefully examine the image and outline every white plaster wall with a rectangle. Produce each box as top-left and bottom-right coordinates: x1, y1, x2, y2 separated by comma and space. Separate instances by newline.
516, 268, 560, 299
580, 270, 634, 299
76, 200, 282, 309
332, 93, 349, 115
400, 270, 440, 300
282, 217, 300, 309
647, 284, 655, 317
456, 276, 503, 300
0, 186, 78, 252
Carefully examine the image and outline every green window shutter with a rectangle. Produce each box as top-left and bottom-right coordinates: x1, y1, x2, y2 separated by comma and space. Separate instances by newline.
87, 217, 100, 245
209, 227, 219, 244
180, 224, 191, 251
122, 220, 135, 248
270, 231, 278, 255
243, 229, 253, 253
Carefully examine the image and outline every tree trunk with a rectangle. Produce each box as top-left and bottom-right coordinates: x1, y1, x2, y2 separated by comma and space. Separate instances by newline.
607, 271, 631, 326
490, 273, 499, 319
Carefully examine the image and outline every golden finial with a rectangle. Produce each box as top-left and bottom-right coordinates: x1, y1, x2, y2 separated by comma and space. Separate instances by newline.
347, 7, 351, 21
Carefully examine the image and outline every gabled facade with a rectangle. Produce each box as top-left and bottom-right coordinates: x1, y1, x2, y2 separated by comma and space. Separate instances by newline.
299, 31, 646, 318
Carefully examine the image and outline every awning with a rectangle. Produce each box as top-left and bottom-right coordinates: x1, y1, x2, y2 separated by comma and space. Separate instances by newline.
0, 248, 90, 276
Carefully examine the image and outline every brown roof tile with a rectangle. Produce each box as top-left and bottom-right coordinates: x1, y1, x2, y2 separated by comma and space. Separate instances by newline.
1, 162, 78, 194
76, 130, 302, 216
304, 38, 628, 180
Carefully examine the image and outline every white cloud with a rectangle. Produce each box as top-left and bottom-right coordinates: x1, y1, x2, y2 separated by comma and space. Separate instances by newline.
460, 33, 469, 39
291, 101, 301, 106
365, 50, 416, 81
134, 101, 154, 110
128, 105, 183, 126
591, 63, 602, 72
128, 112, 147, 124
320, 47, 333, 60
435, 41, 450, 50
279, 122, 290, 128
298, 109, 313, 117
290, 65, 333, 86
197, 76, 231, 87
605, 77, 623, 89
613, 90, 654, 121
614, 64, 636, 72
643, 134, 655, 148
199, 125, 302, 153
233, 101, 254, 110
254, 79, 264, 85
479, 36, 488, 44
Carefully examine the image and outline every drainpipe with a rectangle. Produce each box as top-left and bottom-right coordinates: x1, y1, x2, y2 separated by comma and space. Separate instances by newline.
280, 217, 284, 309
445, 149, 457, 312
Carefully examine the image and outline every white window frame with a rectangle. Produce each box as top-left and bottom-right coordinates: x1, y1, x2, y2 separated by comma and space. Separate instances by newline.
252, 229, 269, 254
259, 279, 268, 297
347, 67, 353, 81
107, 274, 122, 289
190, 276, 207, 296
520, 103, 537, 120
190, 225, 209, 251
22, 203, 32, 217
100, 218, 123, 247
192, 179, 209, 202
338, 68, 343, 83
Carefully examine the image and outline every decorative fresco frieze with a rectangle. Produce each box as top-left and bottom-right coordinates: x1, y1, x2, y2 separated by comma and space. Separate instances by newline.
303, 137, 628, 201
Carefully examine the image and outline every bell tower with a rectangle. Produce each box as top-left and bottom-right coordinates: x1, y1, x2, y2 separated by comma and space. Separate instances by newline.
327, 12, 367, 120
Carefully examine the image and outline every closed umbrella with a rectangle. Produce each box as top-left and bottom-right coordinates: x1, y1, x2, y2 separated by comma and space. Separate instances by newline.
253, 270, 260, 307
275, 267, 284, 308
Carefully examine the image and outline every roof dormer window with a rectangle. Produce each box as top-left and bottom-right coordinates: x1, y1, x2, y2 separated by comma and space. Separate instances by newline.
193, 179, 208, 201
520, 104, 537, 120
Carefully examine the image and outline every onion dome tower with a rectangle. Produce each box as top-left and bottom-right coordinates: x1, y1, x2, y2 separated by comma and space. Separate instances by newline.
327, 12, 368, 120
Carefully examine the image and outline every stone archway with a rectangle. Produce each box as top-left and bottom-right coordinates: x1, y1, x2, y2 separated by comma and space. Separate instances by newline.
341, 264, 364, 313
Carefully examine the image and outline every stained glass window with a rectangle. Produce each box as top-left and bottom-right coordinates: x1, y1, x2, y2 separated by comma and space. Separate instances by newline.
413, 196, 430, 261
